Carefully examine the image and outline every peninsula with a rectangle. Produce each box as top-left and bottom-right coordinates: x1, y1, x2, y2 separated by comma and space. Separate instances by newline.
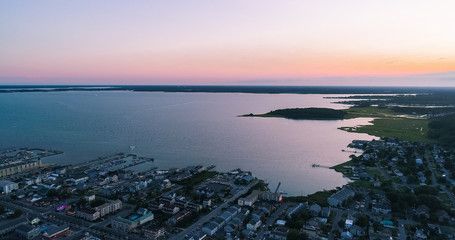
242, 107, 347, 120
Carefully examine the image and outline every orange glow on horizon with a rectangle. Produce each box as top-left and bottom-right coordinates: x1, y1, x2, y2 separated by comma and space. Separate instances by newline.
6, 51, 453, 82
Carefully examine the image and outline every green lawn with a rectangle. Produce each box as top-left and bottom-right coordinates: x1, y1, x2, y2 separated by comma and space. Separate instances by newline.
331, 160, 355, 173
340, 117, 431, 142
179, 171, 218, 188
348, 180, 374, 188
366, 168, 386, 181
345, 107, 397, 119
284, 190, 336, 206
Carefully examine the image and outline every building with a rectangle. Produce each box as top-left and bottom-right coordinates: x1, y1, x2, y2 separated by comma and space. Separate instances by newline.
42, 225, 70, 240
372, 201, 392, 214
111, 212, 154, 232
0, 159, 42, 178
260, 191, 282, 202
287, 202, 308, 218
416, 205, 430, 219
345, 219, 354, 229
415, 229, 427, 240
94, 200, 122, 217
416, 158, 423, 165
15, 224, 41, 239
30, 217, 40, 225
309, 204, 321, 216
0, 180, 19, 194
170, 209, 191, 224
270, 227, 289, 240
0, 217, 27, 235
321, 207, 331, 218
238, 190, 261, 206
202, 222, 218, 236
84, 194, 95, 202
143, 226, 166, 239
137, 208, 148, 216
213, 217, 226, 229
328, 187, 355, 207
76, 208, 100, 221
162, 204, 180, 214
247, 218, 262, 230
188, 232, 207, 240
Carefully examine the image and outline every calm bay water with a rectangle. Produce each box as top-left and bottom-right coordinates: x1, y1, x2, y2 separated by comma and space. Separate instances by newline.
0, 91, 376, 195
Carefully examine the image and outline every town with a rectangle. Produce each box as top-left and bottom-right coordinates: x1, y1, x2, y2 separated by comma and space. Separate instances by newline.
1, 139, 455, 240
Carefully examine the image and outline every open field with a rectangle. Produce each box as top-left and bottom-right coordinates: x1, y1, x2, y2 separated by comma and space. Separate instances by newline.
340, 117, 431, 142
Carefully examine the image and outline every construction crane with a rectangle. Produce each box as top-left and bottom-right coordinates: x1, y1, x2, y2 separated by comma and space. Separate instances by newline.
274, 182, 281, 194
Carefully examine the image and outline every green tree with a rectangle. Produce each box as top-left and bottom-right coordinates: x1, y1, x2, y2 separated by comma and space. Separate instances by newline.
46, 188, 59, 197
338, 220, 345, 229
356, 215, 370, 228
287, 229, 308, 240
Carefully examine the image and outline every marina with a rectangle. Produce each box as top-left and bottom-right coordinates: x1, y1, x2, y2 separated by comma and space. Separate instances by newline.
75, 153, 156, 173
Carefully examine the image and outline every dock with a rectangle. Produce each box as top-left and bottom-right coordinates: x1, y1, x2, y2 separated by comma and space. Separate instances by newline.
74, 153, 155, 173
341, 149, 358, 153
311, 164, 331, 169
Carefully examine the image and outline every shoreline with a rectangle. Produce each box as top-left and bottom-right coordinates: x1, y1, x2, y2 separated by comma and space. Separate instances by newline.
0, 85, 451, 95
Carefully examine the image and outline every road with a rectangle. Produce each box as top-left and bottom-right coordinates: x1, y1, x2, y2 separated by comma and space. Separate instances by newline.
0, 196, 140, 240
170, 180, 259, 240
425, 151, 438, 185
254, 202, 296, 240
376, 164, 390, 181
425, 150, 455, 208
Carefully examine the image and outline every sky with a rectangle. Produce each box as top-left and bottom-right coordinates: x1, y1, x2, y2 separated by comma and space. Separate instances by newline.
1, 0, 455, 86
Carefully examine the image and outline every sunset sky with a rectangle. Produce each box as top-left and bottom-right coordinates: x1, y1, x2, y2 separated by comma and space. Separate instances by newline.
1, 1, 455, 86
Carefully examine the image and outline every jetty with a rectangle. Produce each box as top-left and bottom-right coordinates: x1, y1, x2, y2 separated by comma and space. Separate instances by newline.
311, 164, 331, 169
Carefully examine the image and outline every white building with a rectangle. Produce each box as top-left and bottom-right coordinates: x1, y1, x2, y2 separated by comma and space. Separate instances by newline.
94, 200, 122, 217
0, 180, 19, 194
84, 194, 96, 202
238, 190, 261, 206
111, 212, 154, 232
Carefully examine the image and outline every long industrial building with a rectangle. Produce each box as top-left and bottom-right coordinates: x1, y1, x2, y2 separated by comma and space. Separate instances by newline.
0, 159, 42, 178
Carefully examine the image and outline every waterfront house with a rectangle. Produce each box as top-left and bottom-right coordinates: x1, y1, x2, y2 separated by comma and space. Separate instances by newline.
309, 204, 321, 216
328, 187, 355, 207
238, 190, 260, 206
287, 202, 308, 218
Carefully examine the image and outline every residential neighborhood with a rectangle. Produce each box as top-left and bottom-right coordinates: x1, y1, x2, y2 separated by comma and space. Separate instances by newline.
1, 139, 455, 240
